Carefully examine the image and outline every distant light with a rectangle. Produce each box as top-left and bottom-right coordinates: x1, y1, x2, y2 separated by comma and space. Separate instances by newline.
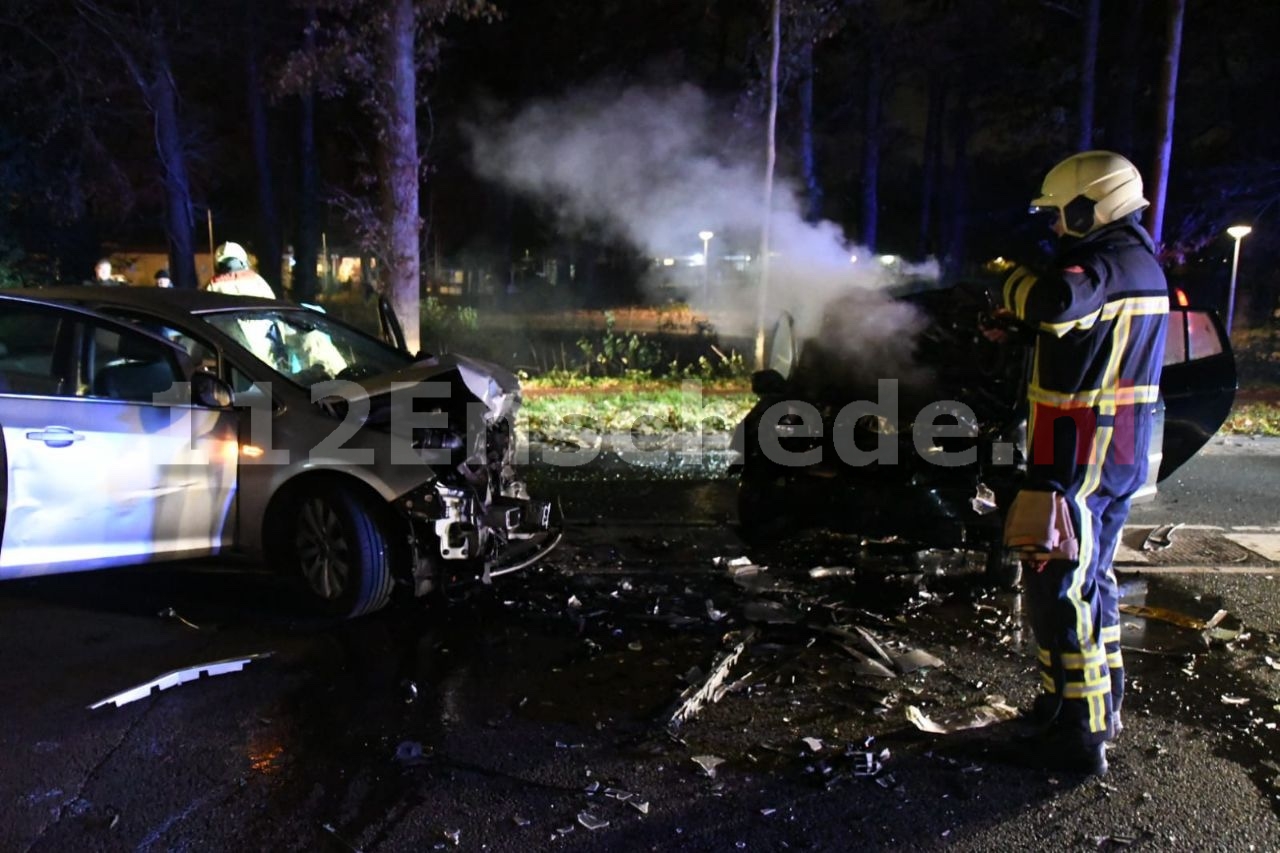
879, 254, 897, 266
662, 258, 675, 267
692, 252, 706, 266
1175, 288, 1190, 307
698, 230, 714, 241
1227, 225, 1253, 240
849, 254, 858, 264
241, 444, 266, 458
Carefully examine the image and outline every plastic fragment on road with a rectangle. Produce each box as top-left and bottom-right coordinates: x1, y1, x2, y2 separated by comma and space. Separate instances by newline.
692, 755, 726, 778
891, 648, 945, 674
906, 699, 1021, 734
629, 799, 651, 815
802, 737, 824, 752
512, 815, 531, 828
715, 555, 765, 577
1119, 604, 1242, 643
851, 750, 884, 777
157, 607, 202, 630
442, 828, 461, 847
577, 812, 610, 831
394, 740, 429, 766
1221, 694, 1251, 706
809, 565, 856, 578
88, 653, 273, 710
1141, 523, 1183, 551
668, 630, 758, 729
971, 483, 998, 515
706, 599, 728, 622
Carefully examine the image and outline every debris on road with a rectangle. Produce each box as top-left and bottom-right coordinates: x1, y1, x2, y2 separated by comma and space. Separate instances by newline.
157, 607, 202, 630
692, 755, 726, 778
88, 652, 273, 710
668, 630, 758, 729
577, 812, 610, 831
905, 699, 1021, 734
1119, 604, 1243, 644
809, 565, 856, 578
1141, 523, 1183, 551
394, 740, 429, 766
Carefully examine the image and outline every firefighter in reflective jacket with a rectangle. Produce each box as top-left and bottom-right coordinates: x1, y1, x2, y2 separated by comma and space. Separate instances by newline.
987, 151, 1168, 776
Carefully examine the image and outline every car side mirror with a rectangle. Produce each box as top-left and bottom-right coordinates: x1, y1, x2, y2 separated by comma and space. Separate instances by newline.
192, 370, 234, 409
751, 368, 787, 397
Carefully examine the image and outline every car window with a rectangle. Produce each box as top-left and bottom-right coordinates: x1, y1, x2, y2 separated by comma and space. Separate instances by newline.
202, 309, 413, 390
0, 303, 68, 396
85, 324, 183, 403
100, 309, 220, 373
1163, 311, 1187, 365
1187, 311, 1223, 360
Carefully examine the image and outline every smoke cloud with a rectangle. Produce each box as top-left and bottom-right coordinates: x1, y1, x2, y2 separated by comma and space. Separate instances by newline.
465, 83, 939, 379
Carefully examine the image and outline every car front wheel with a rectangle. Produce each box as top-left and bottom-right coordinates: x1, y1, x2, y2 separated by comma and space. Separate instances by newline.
290, 486, 396, 618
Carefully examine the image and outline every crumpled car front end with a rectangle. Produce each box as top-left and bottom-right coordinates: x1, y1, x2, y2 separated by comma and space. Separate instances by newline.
325, 353, 561, 596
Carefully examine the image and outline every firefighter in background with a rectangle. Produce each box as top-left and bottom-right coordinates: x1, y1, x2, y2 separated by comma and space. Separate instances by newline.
984, 151, 1168, 776
205, 241, 276, 299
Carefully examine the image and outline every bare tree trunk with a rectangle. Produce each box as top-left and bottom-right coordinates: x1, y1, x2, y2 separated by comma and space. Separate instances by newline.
246, 32, 281, 294
294, 4, 320, 302
75, 2, 197, 289
150, 41, 197, 290
1146, 0, 1185, 247
918, 71, 947, 257
379, 0, 421, 353
797, 39, 822, 223
1108, 0, 1145, 154
754, 0, 781, 370
942, 102, 971, 282
1078, 0, 1100, 150
860, 45, 882, 251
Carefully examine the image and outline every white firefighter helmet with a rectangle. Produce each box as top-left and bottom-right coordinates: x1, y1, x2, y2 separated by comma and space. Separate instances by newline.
214, 241, 250, 269
1030, 150, 1149, 237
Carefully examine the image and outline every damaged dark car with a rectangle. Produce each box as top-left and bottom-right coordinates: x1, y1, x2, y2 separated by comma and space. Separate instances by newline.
731, 281, 1237, 584
0, 287, 560, 618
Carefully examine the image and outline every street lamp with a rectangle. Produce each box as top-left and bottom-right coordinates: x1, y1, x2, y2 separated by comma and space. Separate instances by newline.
698, 230, 714, 299
1226, 225, 1252, 336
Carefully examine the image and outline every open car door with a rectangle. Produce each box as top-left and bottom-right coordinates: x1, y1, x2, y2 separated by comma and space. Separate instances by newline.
377, 295, 409, 355
1157, 305, 1237, 480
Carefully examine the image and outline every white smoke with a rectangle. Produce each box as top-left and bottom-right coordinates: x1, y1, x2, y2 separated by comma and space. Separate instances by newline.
465, 82, 939, 375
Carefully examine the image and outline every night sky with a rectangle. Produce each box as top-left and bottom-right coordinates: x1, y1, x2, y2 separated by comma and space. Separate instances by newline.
1, 0, 1276, 316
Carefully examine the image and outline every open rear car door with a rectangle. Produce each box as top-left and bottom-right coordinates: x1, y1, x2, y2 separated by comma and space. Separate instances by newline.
1157, 305, 1237, 481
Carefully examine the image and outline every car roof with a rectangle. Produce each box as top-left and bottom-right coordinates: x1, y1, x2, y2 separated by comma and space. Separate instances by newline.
4, 285, 299, 318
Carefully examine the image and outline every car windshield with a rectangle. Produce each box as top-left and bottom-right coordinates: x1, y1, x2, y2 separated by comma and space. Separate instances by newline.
202, 308, 413, 389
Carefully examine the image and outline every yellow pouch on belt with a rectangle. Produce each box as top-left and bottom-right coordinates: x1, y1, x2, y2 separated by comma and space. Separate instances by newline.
1003, 489, 1079, 563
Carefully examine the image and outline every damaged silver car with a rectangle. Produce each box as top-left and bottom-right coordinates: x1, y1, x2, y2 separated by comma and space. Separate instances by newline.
732, 281, 1236, 584
0, 288, 559, 618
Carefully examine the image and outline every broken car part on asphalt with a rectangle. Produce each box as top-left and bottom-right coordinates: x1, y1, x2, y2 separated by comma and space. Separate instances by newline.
88, 653, 273, 710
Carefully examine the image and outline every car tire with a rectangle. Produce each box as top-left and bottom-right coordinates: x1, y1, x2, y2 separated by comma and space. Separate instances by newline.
984, 547, 1022, 590
289, 485, 396, 618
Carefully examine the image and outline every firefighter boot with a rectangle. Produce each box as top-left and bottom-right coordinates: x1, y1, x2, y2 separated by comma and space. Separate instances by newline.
1011, 724, 1109, 777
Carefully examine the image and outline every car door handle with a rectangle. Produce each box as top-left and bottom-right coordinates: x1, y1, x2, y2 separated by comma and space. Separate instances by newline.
26, 427, 86, 448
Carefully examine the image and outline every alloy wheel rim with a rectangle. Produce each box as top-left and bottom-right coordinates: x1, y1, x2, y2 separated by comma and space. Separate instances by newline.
296, 498, 351, 600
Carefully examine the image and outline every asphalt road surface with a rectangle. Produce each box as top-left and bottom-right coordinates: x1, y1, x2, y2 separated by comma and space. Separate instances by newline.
3, 444, 1280, 852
